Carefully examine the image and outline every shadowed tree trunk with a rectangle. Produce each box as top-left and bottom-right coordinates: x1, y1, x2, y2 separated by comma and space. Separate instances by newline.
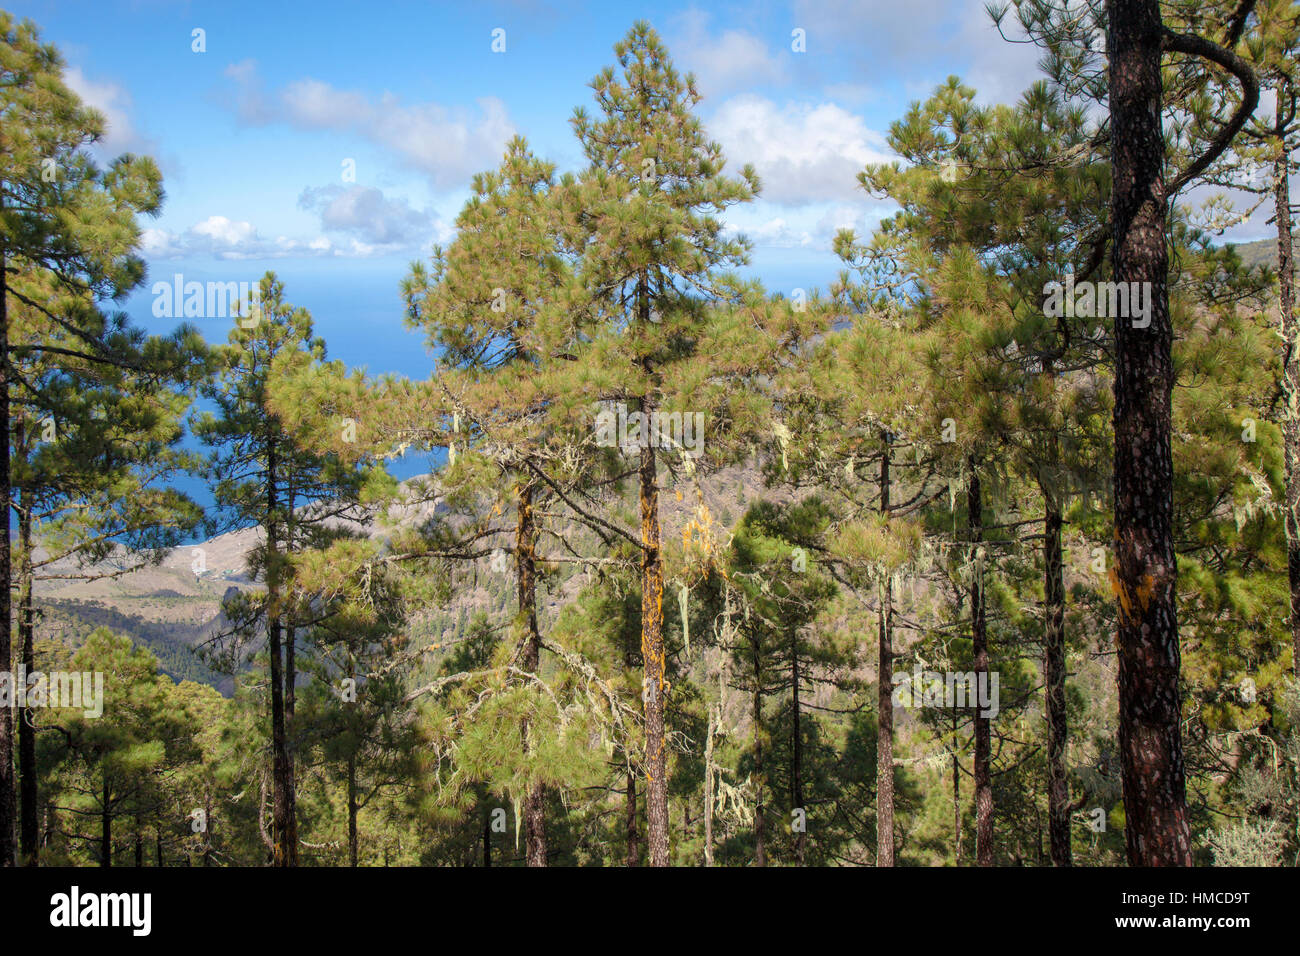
0, 238, 15, 868
969, 460, 993, 866
100, 775, 111, 867
1108, 0, 1190, 866
347, 753, 358, 867
517, 482, 548, 866
704, 705, 717, 866
751, 635, 766, 867
284, 480, 299, 862
1107, 0, 1258, 868
1276, 139, 1300, 678
285, 621, 297, 859
625, 771, 638, 866
265, 447, 295, 867
17, 490, 38, 866
639, 401, 669, 867
876, 441, 895, 867
1044, 490, 1071, 865
951, 711, 962, 865
791, 633, 806, 865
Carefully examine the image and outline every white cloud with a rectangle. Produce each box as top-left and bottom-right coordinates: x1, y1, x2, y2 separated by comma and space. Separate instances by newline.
670, 11, 788, 99
812, 203, 877, 240
791, 0, 956, 62
726, 201, 891, 251
790, 0, 1041, 105
298, 184, 437, 246
141, 214, 392, 260
190, 215, 257, 247
745, 217, 813, 248
64, 66, 152, 155
225, 63, 515, 189
707, 95, 894, 205
142, 182, 453, 260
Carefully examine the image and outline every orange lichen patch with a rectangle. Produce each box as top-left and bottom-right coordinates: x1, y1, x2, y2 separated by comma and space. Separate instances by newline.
1109, 566, 1157, 625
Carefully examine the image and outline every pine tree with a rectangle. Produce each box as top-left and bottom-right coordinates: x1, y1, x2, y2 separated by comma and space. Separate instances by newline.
8, 269, 205, 865
568, 20, 761, 866
0, 12, 164, 865
399, 137, 589, 865
43, 630, 201, 866
195, 273, 370, 866
1010, 0, 1262, 865
1107, 0, 1257, 865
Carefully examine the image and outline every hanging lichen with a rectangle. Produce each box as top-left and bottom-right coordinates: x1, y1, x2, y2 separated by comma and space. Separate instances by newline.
773, 421, 792, 471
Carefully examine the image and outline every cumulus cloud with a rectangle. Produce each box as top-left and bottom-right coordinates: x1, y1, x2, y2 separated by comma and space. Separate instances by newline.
726, 201, 891, 251
744, 216, 814, 248
142, 215, 381, 260
812, 203, 879, 240
140, 196, 451, 261
64, 66, 153, 155
669, 11, 789, 98
298, 184, 435, 246
790, 0, 1040, 103
224, 62, 514, 188
707, 95, 894, 205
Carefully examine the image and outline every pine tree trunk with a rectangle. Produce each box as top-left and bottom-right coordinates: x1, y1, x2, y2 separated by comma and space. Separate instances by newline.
969, 461, 993, 866
202, 797, 212, 867
347, 754, 358, 867
134, 820, 143, 868
751, 636, 766, 867
951, 710, 962, 866
876, 442, 895, 867
265, 449, 296, 866
18, 494, 38, 865
100, 775, 111, 867
625, 770, 638, 866
283, 484, 299, 860
1275, 141, 1300, 679
482, 816, 491, 867
285, 622, 298, 859
516, 483, 548, 866
0, 240, 16, 869
791, 636, 806, 866
1044, 497, 1071, 865
639, 419, 669, 866
704, 707, 716, 867
1108, 0, 1192, 866
268, 610, 290, 865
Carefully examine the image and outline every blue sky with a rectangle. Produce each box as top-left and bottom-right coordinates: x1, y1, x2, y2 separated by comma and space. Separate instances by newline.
11, 0, 1279, 386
